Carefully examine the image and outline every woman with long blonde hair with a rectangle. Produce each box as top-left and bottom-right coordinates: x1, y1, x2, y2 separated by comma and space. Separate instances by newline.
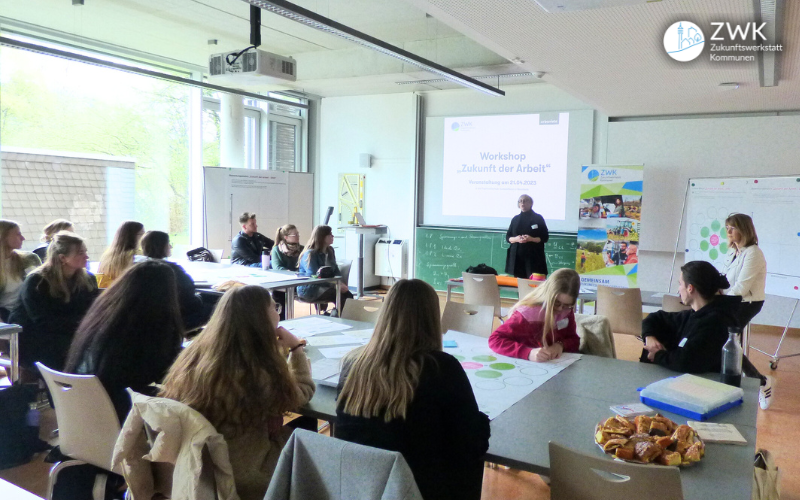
160, 285, 314, 500
489, 268, 581, 362
97, 220, 144, 286
11, 232, 98, 370
0, 220, 41, 320
335, 279, 489, 500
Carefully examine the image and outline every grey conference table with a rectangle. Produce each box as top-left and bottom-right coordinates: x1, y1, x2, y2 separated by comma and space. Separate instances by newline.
0, 322, 22, 383
296, 316, 759, 500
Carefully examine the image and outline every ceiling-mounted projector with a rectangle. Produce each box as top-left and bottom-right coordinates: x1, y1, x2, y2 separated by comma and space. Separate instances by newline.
209, 48, 297, 85
534, 0, 660, 12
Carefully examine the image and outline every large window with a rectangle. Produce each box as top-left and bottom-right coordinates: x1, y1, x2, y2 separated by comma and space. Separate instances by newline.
0, 36, 307, 253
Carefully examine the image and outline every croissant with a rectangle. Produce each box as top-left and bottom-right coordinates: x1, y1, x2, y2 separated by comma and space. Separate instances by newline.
634, 441, 663, 463
656, 451, 682, 466
649, 421, 669, 436
614, 415, 637, 434
635, 415, 653, 434
615, 447, 635, 460
604, 438, 629, 452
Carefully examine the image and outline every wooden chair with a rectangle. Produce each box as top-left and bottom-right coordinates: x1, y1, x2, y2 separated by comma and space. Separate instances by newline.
662, 293, 690, 312
461, 272, 509, 321
549, 442, 683, 500
341, 299, 383, 324
440, 302, 495, 338
516, 278, 540, 300
595, 285, 643, 337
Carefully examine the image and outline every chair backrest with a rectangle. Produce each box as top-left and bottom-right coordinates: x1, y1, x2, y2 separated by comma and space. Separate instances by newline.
441, 302, 495, 338
264, 429, 423, 500
595, 286, 643, 336
574, 313, 616, 358
338, 260, 353, 288
549, 442, 683, 500
516, 278, 540, 301
36, 363, 121, 471
461, 272, 502, 318
341, 299, 383, 323
662, 293, 691, 313
209, 249, 223, 263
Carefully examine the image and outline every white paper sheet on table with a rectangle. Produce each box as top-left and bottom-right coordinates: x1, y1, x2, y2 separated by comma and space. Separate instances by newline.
318, 345, 360, 359
307, 335, 367, 347
281, 317, 353, 338
443, 330, 581, 420
347, 329, 374, 339
311, 358, 343, 382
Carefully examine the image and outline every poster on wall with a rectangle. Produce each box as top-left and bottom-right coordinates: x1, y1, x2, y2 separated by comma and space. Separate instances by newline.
337, 173, 365, 233
576, 165, 644, 290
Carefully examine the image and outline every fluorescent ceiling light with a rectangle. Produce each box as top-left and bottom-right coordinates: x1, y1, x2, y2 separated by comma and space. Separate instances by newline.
396, 72, 538, 86
242, 0, 505, 97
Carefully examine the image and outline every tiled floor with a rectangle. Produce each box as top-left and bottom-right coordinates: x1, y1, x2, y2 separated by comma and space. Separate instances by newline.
2, 295, 798, 500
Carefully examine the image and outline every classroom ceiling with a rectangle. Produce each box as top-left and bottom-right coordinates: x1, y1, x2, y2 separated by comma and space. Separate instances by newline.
0, 0, 798, 115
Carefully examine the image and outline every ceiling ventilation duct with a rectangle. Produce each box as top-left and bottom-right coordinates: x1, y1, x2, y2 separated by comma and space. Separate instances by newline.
753, 0, 784, 87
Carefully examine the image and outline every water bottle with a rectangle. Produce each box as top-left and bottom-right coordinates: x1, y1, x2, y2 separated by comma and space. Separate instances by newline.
261, 249, 271, 270
721, 327, 743, 387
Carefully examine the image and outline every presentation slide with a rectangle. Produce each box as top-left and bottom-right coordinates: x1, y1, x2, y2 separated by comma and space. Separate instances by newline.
442, 113, 570, 220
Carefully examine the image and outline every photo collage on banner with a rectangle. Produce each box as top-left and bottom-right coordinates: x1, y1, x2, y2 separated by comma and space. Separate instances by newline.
576, 165, 644, 290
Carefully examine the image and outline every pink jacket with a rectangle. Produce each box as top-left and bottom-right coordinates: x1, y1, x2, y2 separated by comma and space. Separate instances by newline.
489, 305, 580, 360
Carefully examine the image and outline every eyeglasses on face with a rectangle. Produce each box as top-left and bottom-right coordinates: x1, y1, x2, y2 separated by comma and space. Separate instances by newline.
553, 300, 575, 311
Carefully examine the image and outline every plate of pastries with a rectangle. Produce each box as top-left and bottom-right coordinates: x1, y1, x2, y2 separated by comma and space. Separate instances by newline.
594, 414, 704, 466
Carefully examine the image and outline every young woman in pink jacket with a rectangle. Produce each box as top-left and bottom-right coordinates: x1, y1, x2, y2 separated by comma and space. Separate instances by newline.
489, 268, 581, 362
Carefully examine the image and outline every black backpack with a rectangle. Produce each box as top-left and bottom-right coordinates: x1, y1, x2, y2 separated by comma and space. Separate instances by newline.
186, 247, 215, 262
0, 384, 41, 469
466, 263, 498, 275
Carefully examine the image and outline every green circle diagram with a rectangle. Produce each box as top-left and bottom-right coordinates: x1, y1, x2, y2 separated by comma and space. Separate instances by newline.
720, 242, 728, 254
711, 220, 721, 231
475, 370, 503, 379
709, 249, 719, 260
472, 355, 497, 362
700, 240, 709, 251
489, 363, 515, 371
700, 227, 710, 238
453, 355, 465, 361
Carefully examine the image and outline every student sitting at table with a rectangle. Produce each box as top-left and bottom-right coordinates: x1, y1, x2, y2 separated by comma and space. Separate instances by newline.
297, 225, 352, 313
335, 279, 490, 500
65, 260, 184, 423
140, 230, 204, 330
160, 285, 315, 500
32, 219, 73, 262
97, 220, 145, 288
0, 220, 41, 321
489, 268, 581, 362
12, 232, 98, 371
231, 212, 274, 267
271, 224, 303, 271
641, 260, 741, 373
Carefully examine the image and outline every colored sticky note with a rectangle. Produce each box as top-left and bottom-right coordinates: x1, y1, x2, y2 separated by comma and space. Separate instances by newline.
443, 340, 458, 348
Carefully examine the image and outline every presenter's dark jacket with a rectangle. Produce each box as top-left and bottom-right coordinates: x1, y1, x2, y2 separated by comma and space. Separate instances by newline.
335, 350, 490, 500
11, 272, 99, 371
640, 295, 741, 373
231, 231, 274, 266
505, 210, 549, 278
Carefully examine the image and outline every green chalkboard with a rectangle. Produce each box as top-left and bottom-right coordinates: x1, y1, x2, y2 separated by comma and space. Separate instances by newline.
415, 227, 578, 293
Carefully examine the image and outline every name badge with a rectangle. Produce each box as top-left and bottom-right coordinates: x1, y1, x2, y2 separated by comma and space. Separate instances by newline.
556, 318, 569, 330
678, 338, 688, 348
532, 224, 539, 230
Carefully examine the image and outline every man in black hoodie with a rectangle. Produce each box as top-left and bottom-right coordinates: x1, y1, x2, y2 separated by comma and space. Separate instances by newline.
640, 260, 741, 373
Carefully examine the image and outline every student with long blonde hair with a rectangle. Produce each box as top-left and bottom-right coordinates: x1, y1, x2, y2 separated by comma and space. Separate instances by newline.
335, 279, 489, 500
0, 220, 41, 320
11, 232, 98, 370
489, 268, 581, 361
97, 220, 144, 287
33, 218, 73, 261
160, 285, 315, 500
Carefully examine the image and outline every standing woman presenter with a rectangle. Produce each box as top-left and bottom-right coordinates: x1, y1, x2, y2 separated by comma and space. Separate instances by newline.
505, 194, 549, 279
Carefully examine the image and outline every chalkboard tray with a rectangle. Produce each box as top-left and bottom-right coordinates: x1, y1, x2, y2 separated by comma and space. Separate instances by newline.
415, 227, 577, 294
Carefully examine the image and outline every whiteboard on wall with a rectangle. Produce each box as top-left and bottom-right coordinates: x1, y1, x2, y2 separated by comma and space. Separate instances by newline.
685, 176, 800, 299
203, 168, 313, 254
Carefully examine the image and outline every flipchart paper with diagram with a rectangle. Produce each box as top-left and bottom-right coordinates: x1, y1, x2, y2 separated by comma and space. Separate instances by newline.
444, 331, 581, 420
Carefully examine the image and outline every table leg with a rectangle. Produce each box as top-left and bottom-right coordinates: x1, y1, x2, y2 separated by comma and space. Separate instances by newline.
446, 283, 452, 302
578, 298, 584, 314
10, 332, 18, 383
336, 278, 342, 315
357, 233, 365, 299
286, 287, 295, 320
743, 323, 751, 357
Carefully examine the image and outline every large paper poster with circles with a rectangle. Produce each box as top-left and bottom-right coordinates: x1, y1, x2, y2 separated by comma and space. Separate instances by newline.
685, 177, 800, 300
444, 331, 581, 420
